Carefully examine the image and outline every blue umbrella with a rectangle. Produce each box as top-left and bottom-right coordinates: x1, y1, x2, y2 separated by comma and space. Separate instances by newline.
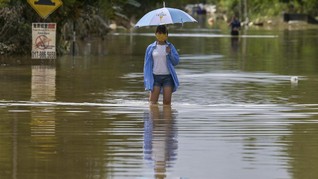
135, 3, 197, 27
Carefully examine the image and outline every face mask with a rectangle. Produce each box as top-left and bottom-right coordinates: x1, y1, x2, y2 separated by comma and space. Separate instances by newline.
155, 33, 168, 42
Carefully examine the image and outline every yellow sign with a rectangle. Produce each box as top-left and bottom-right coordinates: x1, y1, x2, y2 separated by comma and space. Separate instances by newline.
27, 0, 63, 19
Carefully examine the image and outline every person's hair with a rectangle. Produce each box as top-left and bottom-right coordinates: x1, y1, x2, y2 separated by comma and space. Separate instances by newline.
156, 25, 168, 34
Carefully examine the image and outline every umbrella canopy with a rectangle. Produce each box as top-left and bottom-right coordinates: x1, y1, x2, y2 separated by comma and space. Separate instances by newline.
135, 6, 197, 27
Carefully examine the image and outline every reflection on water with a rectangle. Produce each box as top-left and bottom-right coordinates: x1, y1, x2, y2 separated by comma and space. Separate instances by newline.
31, 65, 56, 101
31, 65, 57, 160
1, 26, 318, 179
144, 105, 178, 179
30, 106, 56, 160
230, 36, 239, 52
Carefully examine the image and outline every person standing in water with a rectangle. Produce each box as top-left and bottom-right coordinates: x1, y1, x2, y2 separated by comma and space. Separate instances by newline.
143, 25, 180, 105
229, 15, 241, 36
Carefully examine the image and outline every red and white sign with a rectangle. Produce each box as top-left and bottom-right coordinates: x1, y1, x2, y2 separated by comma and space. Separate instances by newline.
32, 23, 56, 59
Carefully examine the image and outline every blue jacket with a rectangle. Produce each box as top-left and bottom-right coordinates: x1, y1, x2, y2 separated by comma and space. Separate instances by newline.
144, 41, 179, 92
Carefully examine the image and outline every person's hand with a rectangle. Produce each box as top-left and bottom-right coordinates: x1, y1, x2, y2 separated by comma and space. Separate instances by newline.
166, 46, 171, 54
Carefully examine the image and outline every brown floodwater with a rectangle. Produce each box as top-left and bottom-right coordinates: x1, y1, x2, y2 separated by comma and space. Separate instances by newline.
1, 23, 318, 179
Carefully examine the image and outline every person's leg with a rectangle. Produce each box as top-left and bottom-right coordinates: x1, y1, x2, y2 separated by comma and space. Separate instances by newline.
149, 103, 160, 119
163, 86, 173, 105
163, 104, 172, 119
150, 86, 161, 104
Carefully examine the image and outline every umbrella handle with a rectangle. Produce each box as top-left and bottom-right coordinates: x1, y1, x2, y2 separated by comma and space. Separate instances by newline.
163, 1, 165, 7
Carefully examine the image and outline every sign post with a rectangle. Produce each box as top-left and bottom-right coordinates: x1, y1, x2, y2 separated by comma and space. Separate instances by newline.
28, 0, 63, 59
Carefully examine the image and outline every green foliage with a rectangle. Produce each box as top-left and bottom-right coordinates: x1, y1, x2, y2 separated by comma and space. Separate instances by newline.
302, 0, 318, 16
216, 0, 318, 20
0, 0, 141, 55
0, 0, 9, 8
0, 4, 33, 54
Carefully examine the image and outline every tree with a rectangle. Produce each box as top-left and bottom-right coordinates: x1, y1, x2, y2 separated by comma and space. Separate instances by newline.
0, 0, 141, 55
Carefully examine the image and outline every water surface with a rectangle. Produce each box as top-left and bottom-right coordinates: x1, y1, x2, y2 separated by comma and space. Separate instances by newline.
1, 24, 318, 179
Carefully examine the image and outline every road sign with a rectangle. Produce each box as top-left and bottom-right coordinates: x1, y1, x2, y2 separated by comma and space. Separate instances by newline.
27, 0, 63, 19
32, 23, 57, 59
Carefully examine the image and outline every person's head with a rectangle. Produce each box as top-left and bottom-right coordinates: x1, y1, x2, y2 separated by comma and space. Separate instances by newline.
155, 25, 168, 42
232, 15, 239, 21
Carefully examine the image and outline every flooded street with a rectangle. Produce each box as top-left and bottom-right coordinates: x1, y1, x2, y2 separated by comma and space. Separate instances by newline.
1, 24, 318, 179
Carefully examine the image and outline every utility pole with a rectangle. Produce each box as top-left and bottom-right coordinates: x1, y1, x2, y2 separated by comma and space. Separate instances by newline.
244, 0, 248, 24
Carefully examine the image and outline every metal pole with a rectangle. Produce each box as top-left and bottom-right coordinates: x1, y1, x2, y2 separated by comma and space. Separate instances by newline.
244, 0, 248, 23
72, 21, 76, 57
239, 0, 242, 20
72, 20, 76, 68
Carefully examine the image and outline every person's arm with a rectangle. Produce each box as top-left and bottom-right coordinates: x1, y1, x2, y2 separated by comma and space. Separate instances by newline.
143, 45, 153, 91
167, 44, 179, 66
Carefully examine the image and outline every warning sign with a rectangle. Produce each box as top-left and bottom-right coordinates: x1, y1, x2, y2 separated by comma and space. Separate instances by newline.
27, 0, 63, 19
32, 23, 57, 59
